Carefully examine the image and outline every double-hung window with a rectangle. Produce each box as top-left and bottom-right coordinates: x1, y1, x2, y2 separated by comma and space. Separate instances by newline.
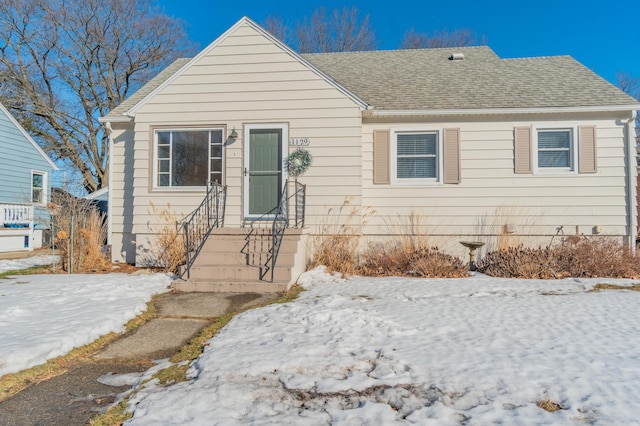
391, 131, 440, 184
155, 128, 224, 188
536, 128, 574, 172
31, 171, 45, 204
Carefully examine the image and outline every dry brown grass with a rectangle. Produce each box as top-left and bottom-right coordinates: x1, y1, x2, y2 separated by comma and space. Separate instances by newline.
50, 193, 109, 272
478, 236, 640, 279
475, 205, 542, 253
592, 283, 640, 291
139, 203, 186, 274
90, 285, 304, 425
537, 398, 564, 412
307, 198, 365, 275
0, 300, 157, 402
309, 204, 466, 278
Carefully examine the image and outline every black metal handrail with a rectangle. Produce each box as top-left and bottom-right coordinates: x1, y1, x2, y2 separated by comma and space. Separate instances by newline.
179, 181, 227, 279
253, 180, 305, 281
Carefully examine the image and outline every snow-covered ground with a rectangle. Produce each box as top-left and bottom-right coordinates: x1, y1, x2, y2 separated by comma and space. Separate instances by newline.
3, 255, 640, 425
123, 268, 640, 425
0, 254, 55, 274
0, 256, 171, 377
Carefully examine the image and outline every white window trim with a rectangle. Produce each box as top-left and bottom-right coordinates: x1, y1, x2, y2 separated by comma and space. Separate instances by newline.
243, 123, 289, 219
31, 170, 47, 205
152, 127, 225, 191
533, 126, 578, 175
390, 128, 443, 186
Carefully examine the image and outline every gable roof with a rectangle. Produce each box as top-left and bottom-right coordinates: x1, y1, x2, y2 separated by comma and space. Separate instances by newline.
303, 46, 640, 114
101, 18, 640, 122
101, 16, 368, 122
0, 102, 58, 170
104, 58, 191, 121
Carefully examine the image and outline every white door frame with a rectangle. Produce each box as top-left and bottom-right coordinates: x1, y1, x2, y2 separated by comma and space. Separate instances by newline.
243, 123, 289, 219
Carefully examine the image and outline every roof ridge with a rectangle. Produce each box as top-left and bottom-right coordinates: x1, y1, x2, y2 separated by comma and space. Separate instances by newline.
304, 45, 493, 57
502, 55, 574, 61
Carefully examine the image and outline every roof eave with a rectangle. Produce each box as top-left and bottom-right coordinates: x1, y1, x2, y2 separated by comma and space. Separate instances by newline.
365, 104, 640, 118
98, 115, 133, 124
0, 102, 58, 170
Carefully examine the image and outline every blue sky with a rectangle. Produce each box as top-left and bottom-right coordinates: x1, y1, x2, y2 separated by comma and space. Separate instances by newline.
157, 0, 639, 86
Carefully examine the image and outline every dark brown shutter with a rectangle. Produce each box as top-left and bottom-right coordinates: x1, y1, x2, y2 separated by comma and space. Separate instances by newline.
578, 126, 597, 173
373, 130, 390, 184
514, 126, 532, 174
443, 128, 461, 184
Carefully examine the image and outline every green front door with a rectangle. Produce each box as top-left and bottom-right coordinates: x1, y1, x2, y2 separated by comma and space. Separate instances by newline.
246, 128, 282, 217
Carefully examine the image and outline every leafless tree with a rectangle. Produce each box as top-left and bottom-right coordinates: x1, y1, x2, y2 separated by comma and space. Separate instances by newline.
618, 72, 640, 100
0, 0, 194, 193
264, 15, 289, 43
400, 28, 486, 49
617, 72, 640, 154
266, 7, 378, 53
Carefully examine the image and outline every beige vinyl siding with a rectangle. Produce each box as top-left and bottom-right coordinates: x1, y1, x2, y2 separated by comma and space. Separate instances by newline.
362, 114, 631, 255
110, 21, 363, 263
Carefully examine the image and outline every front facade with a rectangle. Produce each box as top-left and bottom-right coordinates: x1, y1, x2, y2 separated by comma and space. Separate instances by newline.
0, 102, 57, 252
102, 17, 639, 285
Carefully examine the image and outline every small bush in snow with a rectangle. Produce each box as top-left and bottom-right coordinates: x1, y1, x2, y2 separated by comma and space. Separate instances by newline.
477, 236, 640, 279
358, 242, 467, 278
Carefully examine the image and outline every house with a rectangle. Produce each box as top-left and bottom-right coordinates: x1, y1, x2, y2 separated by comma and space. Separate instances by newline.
0, 102, 57, 252
100, 17, 640, 291
84, 187, 108, 215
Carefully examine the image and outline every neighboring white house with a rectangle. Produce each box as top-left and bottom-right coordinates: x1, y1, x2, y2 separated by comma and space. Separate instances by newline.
101, 17, 640, 290
0, 102, 57, 253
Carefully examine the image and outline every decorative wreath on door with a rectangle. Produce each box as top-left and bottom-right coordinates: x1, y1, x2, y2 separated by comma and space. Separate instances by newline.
287, 148, 312, 177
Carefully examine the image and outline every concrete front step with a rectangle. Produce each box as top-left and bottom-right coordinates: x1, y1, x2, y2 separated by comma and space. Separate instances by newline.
192, 251, 295, 267
172, 279, 290, 293
199, 237, 299, 254
175, 227, 302, 292
187, 265, 292, 282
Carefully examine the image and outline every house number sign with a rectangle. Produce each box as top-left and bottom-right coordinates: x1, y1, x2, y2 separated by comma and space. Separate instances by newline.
289, 138, 310, 146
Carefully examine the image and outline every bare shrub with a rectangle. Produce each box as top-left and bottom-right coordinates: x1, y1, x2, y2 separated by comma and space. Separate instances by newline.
50, 191, 108, 272
556, 236, 639, 278
141, 203, 185, 274
309, 234, 359, 276
476, 246, 558, 279
307, 198, 365, 275
358, 242, 466, 278
309, 203, 466, 278
478, 236, 640, 279
410, 249, 467, 278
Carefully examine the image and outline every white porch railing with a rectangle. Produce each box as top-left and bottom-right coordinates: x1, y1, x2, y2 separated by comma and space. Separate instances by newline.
1, 203, 34, 226
0, 203, 35, 252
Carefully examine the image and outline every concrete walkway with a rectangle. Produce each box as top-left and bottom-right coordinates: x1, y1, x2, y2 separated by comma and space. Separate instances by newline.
0, 291, 281, 426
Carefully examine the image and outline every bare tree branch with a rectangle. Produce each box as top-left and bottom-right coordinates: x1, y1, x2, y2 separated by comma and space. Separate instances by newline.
618, 72, 640, 100
400, 28, 486, 49
266, 7, 378, 53
0, 0, 195, 193
264, 15, 289, 43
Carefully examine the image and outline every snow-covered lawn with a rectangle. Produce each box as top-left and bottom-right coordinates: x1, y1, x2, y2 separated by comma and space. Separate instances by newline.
124, 268, 640, 425
2, 256, 640, 424
0, 256, 171, 377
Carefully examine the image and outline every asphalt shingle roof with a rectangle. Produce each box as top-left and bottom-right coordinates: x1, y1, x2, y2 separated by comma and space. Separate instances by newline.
104, 58, 191, 120
303, 46, 637, 110
103, 46, 637, 120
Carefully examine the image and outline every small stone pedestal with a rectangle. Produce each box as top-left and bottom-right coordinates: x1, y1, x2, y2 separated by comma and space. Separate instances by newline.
460, 241, 485, 271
